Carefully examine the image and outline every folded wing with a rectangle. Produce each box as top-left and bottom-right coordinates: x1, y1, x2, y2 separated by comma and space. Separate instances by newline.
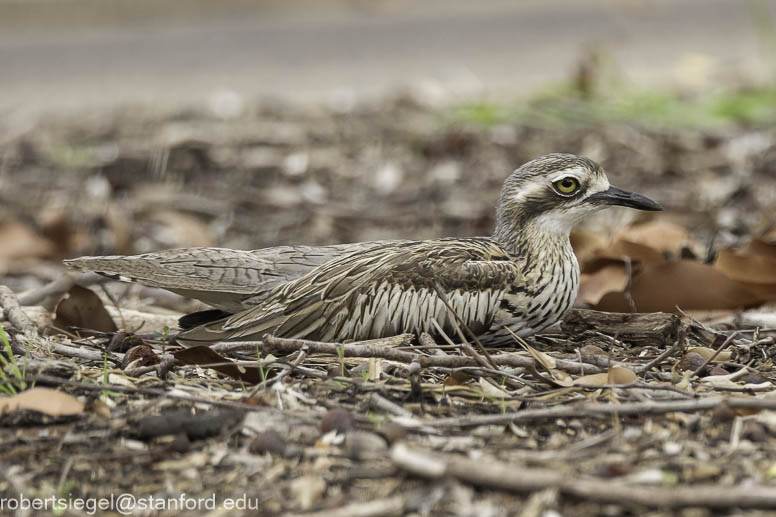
177, 238, 521, 346
64, 242, 396, 311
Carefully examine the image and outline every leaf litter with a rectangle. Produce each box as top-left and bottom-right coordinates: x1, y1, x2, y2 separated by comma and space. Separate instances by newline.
0, 98, 775, 515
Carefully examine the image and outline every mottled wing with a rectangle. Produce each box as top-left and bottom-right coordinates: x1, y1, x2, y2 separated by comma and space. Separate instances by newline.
176, 238, 522, 346
64, 242, 397, 311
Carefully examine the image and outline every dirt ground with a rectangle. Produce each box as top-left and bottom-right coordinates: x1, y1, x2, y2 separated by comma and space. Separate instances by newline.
0, 96, 776, 516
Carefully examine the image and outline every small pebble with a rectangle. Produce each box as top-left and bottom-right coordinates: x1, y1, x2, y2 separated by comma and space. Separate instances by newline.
711, 402, 737, 423
706, 365, 728, 377
742, 421, 768, 443
250, 430, 287, 455
741, 373, 769, 385
678, 352, 706, 372
320, 407, 353, 434
344, 431, 388, 460
377, 422, 407, 444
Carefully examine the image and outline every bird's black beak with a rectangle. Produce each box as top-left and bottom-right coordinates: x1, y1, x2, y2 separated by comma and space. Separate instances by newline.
587, 185, 663, 211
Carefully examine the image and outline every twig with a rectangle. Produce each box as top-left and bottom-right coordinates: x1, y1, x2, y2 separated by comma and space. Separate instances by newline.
418, 332, 446, 355
691, 331, 739, 379
124, 355, 180, 378
369, 392, 415, 418
0, 285, 38, 341
422, 396, 776, 428
227, 336, 603, 375
20, 374, 322, 418
623, 257, 637, 313
391, 443, 776, 508
18, 272, 108, 306
287, 490, 423, 517
264, 344, 308, 390
52, 343, 122, 363
637, 325, 687, 376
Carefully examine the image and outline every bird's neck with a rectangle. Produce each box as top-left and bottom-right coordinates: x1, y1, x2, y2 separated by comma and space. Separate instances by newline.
493, 218, 575, 262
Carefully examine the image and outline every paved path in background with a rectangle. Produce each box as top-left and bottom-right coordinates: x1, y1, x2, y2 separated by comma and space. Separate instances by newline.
0, 0, 768, 113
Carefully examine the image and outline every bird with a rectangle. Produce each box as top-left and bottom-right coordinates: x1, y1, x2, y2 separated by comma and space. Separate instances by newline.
65, 153, 662, 346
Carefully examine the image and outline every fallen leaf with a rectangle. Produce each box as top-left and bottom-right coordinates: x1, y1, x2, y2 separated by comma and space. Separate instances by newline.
54, 285, 117, 334
38, 209, 90, 258
478, 377, 508, 399
615, 220, 689, 256
574, 366, 637, 386
518, 339, 556, 370
596, 260, 766, 312
443, 371, 471, 387
716, 239, 776, 285
571, 228, 609, 265
591, 239, 665, 268
0, 388, 84, 416
579, 263, 629, 305
687, 346, 733, 362
0, 220, 54, 273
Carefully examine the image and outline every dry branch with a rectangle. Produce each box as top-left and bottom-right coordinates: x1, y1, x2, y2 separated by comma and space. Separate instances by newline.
391, 443, 776, 509
290, 491, 421, 517
0, 285, 38, 340
562, 309, 681, 346
423, 396, 776, 428
221, 335, 604, 375
18, 272, 107, 306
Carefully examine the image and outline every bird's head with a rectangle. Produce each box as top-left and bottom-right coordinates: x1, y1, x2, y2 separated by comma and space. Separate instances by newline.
494, 153, 662, 243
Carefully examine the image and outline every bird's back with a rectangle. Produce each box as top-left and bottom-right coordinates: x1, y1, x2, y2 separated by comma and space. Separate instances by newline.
176, 238, 523, 345
64, 242, 397, 311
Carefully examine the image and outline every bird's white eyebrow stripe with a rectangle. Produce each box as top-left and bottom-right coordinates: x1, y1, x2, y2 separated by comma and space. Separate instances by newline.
548, 168, 586, 182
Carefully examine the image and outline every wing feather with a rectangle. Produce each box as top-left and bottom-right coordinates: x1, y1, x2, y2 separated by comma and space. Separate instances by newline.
177, 238, 522, 345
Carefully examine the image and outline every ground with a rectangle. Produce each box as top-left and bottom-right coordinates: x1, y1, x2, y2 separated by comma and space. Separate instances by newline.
0, 94, 775, 517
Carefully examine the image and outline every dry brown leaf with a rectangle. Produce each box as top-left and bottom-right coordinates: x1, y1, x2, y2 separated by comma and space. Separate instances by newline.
573, 366, 637, 386
716, 239, 776, 285
570, 228, 609, 266
615, 220, 689, 255
0, 221, 54, 272
578, 263, 629, 305
478, 377, 509, 399
518, 340, 557, 370
54, 285, 118, 334
593, 239, 665, 268
38, 209, 91, 258
443, 371, 471, 387
596, 260, 766, 312
0, 388, 84, 416
687, 346, 733, 362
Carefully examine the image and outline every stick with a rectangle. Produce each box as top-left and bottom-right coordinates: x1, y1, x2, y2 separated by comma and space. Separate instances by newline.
691, 331, 739, 379
220, 336, 603, 375
636, 325, 686, 376
391, 444, 776, 508
0, 285, 38, 340
422, 396, 776, 428
18, 272, 107, 306
288, 491, 422, 517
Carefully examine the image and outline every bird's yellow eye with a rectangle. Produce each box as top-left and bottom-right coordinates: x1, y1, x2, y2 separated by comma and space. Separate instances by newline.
553, 177, 580, 195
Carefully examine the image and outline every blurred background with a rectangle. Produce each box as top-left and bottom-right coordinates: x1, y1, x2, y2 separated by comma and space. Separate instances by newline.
1, 0, 775, 312
0, 0, 771, 111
